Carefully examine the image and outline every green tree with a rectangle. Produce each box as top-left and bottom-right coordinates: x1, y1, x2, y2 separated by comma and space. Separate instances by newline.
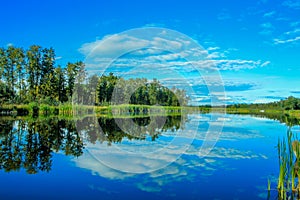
40, 47, 55, 99
26, 45, 43, 101
87, 74, 99, 105
53, 66, 67, 103
0, 48, 7, 79
14, 47, 26, 103
65, 62, 80, 102
0, 81, 14, 105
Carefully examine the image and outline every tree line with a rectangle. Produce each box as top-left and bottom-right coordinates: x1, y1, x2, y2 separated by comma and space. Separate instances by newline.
0, 45, 85, 105
92, 73, 189, 106
0, 45, 189, 106
227, 96, 300, 110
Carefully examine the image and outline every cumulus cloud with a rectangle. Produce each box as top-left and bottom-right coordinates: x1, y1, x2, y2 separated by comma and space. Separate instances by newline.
55, 56, 62, 60
6, 43, 14, 47
79, 34, 151, 57
263, 11, 276, 18
207, 46, 220, 51
273, 25, 300, 45
290, 21, 300, 27
78, 29, 270, 105
253, 98, 271, 104
274, 36, 300, 44
284, 28, 300, 35
261, 61, 270, 67
261, 22, 273, 29
79, 31, 269, 73
259, 22, 275, 35
71, 112, 273, 193
282, 0, 300, 9
74, 139, 266, 191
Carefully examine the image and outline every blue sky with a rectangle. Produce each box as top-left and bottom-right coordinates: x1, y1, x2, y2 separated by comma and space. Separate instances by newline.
1, 0, 300, 105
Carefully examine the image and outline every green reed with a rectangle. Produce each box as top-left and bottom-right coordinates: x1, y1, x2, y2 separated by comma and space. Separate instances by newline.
276, 128, 300, 199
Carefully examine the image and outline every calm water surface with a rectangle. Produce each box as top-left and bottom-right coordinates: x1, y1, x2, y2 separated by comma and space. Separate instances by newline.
0, 114, 299, 199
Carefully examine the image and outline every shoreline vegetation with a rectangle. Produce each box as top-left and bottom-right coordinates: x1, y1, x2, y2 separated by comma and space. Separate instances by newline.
0, 45, 189, 117
0, 45, 299, 123
0, 101, 299, 122
0, 103, 200, 117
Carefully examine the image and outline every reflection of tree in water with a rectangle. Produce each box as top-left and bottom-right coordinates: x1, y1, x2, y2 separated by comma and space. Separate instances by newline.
251, 113, 299, 126
77, 115, 187, 145
0, 118, 84, 174
0, 115, 186, 173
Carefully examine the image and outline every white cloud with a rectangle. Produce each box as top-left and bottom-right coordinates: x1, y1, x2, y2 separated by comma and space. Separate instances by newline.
79, 31, 270, 105
284, 28, 300, 35
263, 11, 276, 18
207, 46, 220, 51
55, 56, 62, 60
290, 21, 300, 27
73, 118, 267, 191
259, 22, 274, 35
143, 23, 166, 27
274, 36, 300, 44
73, 141, 267, 192
272, 25, 300, 45
261, 22, 273, 29
206, 52, 225, 59
254, 98, 271, 104
73, 111, 266, 185
79, 34, 150, 57
261, 61, 271, 67
80, 32, 269, 74
209, 59, 270, 71
6, 43, 13, 47
282, 0, 300, 9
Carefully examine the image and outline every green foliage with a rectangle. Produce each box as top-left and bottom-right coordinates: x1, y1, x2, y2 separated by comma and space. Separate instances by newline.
0, 114, 186, 173
0, 118, 83, 173
0, 45, 84, 105
96, 73, 189, 106
227, 96, 300, 111
283, 96, 300, 110
0, 81, 15, 105
0, 45, 189, 109
277, 129, 300, 198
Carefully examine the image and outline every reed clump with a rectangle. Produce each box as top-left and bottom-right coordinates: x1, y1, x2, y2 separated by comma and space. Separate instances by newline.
277, 128, 300, 199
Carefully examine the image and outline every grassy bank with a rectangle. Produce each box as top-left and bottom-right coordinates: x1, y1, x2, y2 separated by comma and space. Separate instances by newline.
1, 104, 300, 123
224, 107, 300, 118
0, 104, 201, 117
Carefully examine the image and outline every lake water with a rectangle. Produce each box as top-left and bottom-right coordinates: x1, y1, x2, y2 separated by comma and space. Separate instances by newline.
0, 113, 299, 199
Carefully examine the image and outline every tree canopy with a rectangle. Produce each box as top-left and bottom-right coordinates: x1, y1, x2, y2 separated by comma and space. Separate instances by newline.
227, 96, 300, 110
0, 45, 189, 107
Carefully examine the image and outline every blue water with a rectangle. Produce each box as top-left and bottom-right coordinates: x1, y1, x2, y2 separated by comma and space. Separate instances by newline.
0, 114, 299, 199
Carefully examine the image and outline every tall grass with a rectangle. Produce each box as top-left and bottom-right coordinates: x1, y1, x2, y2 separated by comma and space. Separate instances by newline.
1, 103, 201, 117
276, 128, 300, 199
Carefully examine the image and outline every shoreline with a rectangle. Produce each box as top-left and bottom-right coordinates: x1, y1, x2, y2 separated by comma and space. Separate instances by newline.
0, 104, 299, 122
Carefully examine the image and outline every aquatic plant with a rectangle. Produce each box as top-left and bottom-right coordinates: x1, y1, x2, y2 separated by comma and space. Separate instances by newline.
276, 128, 300, 199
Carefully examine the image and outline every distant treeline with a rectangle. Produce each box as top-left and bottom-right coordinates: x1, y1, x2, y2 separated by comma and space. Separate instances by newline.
0, 45, 189, 106
226, 96, 300, 110
91, 73, 189, 106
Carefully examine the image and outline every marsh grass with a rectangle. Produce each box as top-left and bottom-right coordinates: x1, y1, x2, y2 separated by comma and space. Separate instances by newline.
276, 128, 300, 199
1, 103, 196, 117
